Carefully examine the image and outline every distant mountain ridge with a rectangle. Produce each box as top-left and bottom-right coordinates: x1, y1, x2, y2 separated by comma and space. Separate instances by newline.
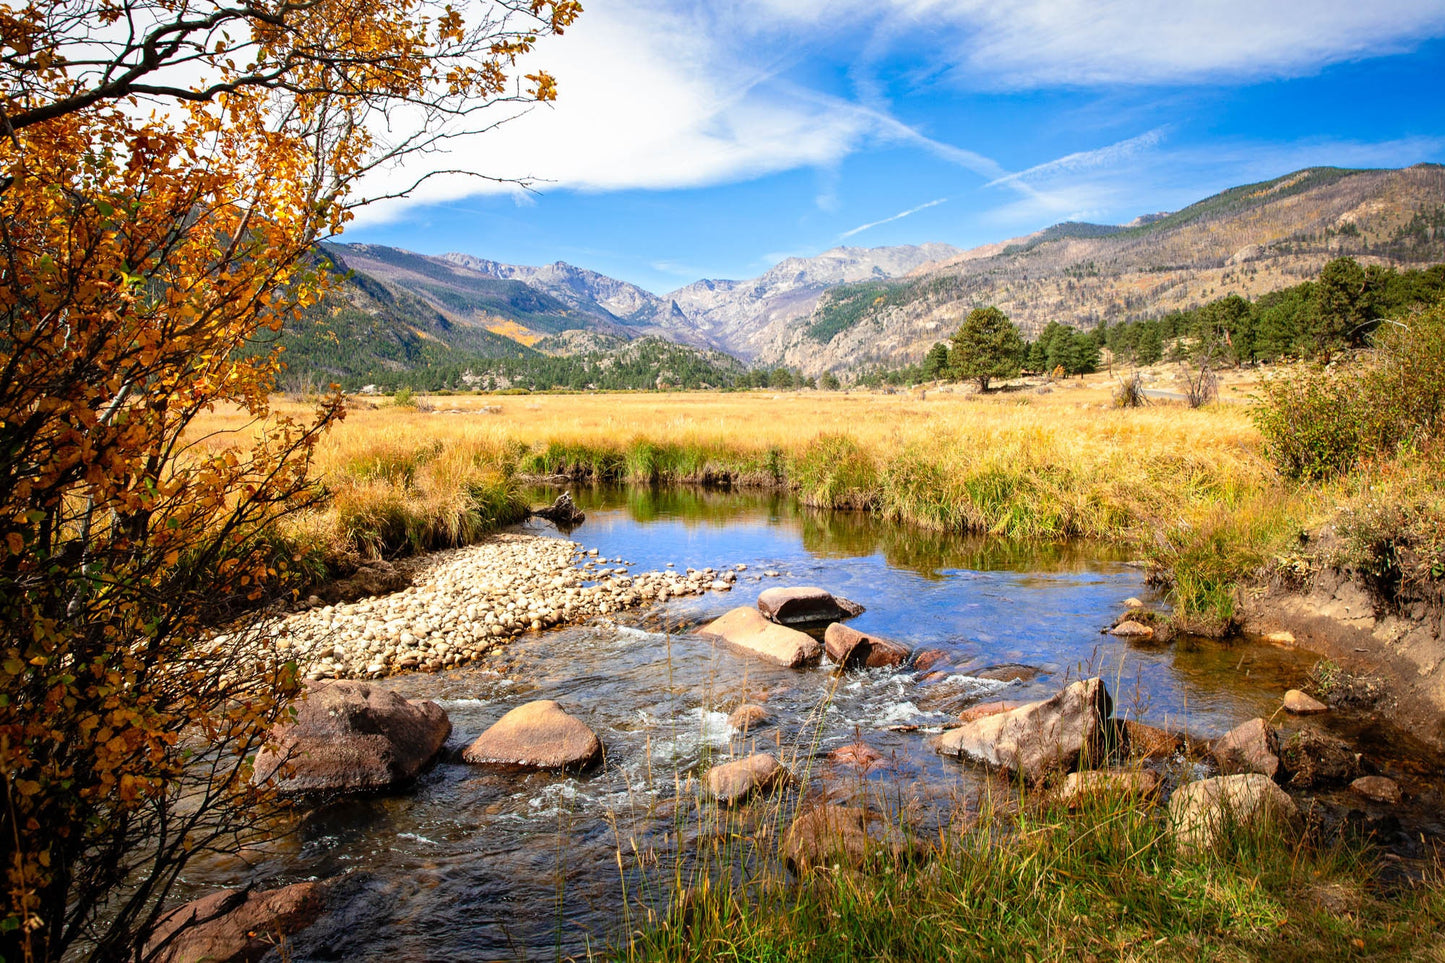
285, 164, 1445, 385
759, 164, 1445, 374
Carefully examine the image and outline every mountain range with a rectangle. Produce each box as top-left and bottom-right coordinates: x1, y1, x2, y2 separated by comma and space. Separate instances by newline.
286, 164, 1445, 385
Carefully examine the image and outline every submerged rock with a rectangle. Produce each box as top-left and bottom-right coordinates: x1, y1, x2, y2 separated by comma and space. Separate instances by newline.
698, 607, 821, 668
1211, 718, 1281, 780
1169, 774, 1301, 853
147, 881, 330, 963
705, 753, 787, 804
933, 677, 1113, 783
253, 681, 450, 793
823, 623, 910, 669
462, 700, 602, 771
756, 586, 865, 626
972, 663, 1042, 684
781, 805, 920, 873
727, 703, 771, 731
828, 742, 885, 769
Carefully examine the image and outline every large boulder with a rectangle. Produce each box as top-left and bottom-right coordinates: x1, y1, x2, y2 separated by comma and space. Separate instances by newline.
781, 805, 920, 873
1211, 718, 1281, 780
461, 700, 602, 771
318, 560, 409, 605
253, 681, 450, 793
756, 587, 864, 626
705, 753, 787, 804
698, 607, 821, 668
146, 881, 329, 963
823, 623, 910, 669
1169, 774, 1302, 853
933, 678, 1113, 783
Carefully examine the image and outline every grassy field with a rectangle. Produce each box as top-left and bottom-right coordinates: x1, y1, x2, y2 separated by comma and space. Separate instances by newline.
188, 366, 1303, 626
190, 349, 1444, 630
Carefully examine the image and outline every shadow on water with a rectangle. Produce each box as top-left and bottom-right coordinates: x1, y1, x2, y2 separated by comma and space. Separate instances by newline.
189, 485, 1443, 961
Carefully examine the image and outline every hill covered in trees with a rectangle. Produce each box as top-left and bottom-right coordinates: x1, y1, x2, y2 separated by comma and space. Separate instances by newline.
761, 165, 1445, 375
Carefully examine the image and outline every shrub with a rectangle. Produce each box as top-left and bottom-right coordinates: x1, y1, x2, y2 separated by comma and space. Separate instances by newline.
1252, 363, 1367, 480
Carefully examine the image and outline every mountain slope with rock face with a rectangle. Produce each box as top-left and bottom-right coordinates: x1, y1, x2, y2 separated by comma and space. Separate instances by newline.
757, 165, 1445, 374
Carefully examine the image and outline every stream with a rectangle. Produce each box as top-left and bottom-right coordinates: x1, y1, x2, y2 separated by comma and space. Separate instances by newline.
179, 486, 1445, 961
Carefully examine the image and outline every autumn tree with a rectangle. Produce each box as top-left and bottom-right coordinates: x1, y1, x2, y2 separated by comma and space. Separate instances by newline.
948, 306, 1025, 390
0, 1, 579, 960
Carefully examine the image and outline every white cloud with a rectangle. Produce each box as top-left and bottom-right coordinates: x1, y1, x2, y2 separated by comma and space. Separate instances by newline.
348, 0, 1445, 225
907, 0, 1445, 88
841, 197, 949, 238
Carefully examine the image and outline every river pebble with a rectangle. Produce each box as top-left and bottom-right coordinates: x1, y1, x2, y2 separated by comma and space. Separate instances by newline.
275, 534, 717, 680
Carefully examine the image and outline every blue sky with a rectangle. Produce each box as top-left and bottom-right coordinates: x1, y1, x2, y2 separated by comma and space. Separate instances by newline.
347, 0, 1445, 294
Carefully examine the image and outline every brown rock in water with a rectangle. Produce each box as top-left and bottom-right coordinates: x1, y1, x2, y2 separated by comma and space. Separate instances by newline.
829, 742, 885, 769
1351, 775, 1402, 804
253, 681, 450, 793
705, 753, 787, 804
1169, 774, 1302, 854
972, 663, 1042, 684
756, 586, 864, 625
958, 700, 1028, 723
1058, 769, 1161, 809
781, 805, 920, 873
462, 700, 602, 771
698, 607, 821, 667
146, 881, 329, 963
1283, 689, 1328, 715
911, 649, 949, 673
823, 623, 910, 669
1278, 728, 1360, 789
727, 703, 771, 731
1109, 619, 1155, 639
1211, 718, 1280, 780
1121, 719, 1185, 761
933, 678, 1113, 782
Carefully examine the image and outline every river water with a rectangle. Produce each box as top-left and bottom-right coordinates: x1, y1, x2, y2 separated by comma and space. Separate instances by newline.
181, 487, 1439, 961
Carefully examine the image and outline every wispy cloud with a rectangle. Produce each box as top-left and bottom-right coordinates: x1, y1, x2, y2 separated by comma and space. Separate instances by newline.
987, 128, 1170, 189
841, 197, 949, 238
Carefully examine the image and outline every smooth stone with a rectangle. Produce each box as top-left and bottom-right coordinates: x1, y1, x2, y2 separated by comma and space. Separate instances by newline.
1123, 597, 1144, 608
972, 662, 1042, 684
781, 805, 919, 874
461, 700, 602, 771
705, 753, 787, 804
727, 703, 771, 731
146, 881, 329, 963
1283, 689, 1328, 715
828, 742, 885, 769
958, 700, 1027, 723
823, 623, 910, 669
756, 586, 865, 626
1058, 769, 1161, 808
1109, 619, 1155, 639
933, 678, 1113, 783
1351, 775, 1402, 804
1168, 774, 1301, 854
253, 680, 450, 793
1121, 719, 1185, 761
698, 607, 822, 668
911, 649, 949, 673
1211, 718, 1280, 780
